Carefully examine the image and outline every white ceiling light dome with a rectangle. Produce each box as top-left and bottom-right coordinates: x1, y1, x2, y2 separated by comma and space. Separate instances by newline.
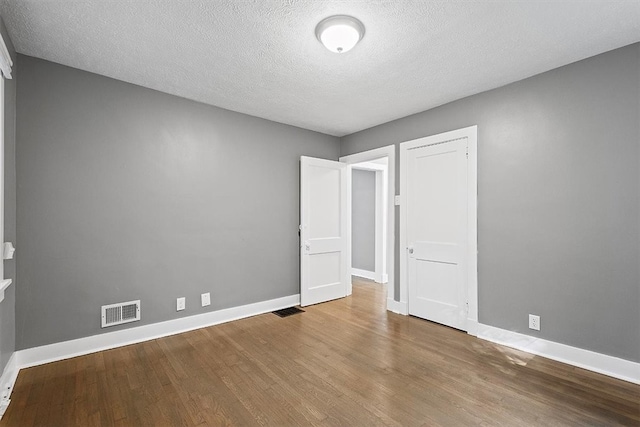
315, 15, 365, 54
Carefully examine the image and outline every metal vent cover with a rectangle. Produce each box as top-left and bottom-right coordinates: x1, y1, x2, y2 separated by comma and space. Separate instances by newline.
272, 307, 304, 318
101, 300, 140, 328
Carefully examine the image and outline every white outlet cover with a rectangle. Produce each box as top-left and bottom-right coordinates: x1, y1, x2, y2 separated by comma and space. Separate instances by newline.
528, 314, 540, 331
177, 297, 186, 311
201, 292, 211, 307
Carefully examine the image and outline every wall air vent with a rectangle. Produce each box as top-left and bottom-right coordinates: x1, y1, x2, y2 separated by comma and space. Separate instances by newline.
101, 300, 140, 328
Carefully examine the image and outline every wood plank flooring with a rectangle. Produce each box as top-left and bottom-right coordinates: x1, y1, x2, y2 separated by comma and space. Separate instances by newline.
3, 277, 639, 426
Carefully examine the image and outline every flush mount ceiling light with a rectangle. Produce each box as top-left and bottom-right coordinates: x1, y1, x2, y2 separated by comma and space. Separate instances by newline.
315, 15, 365, 53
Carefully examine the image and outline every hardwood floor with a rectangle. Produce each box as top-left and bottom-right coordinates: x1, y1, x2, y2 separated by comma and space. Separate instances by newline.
3, 277, 639, 426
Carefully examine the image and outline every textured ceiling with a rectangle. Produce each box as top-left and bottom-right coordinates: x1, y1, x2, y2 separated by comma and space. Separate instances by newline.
2, 1, 640, 137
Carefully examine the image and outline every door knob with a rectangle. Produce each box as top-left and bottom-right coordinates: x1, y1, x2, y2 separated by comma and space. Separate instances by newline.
408, 247, 414, 254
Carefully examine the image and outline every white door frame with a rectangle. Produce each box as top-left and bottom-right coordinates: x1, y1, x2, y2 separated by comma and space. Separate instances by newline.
340, 145, 399, 313
399, 126, 478, 335
350, 161, 387, 284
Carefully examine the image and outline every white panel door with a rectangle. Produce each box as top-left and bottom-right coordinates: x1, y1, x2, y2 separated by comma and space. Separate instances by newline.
406, 138, 468, 330
300, 156, 349, 306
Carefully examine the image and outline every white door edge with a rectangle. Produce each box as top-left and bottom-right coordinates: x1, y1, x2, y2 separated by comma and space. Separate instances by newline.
340, 145, 396, 309
399, 126, 478, 330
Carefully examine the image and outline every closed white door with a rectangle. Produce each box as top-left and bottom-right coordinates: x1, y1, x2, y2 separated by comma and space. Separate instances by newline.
300, 156, 349, 306
405, 138, 468, 330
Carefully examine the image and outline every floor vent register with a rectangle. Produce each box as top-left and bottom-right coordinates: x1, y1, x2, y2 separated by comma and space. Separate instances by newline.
272, 307, 305, 318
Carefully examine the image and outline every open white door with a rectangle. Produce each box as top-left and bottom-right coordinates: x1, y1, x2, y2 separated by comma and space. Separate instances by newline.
300, 156, 350, 306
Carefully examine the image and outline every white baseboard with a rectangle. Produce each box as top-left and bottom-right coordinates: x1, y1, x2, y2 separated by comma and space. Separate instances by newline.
16, 294, 300, 369
477, 323, 640, 385
0, 353, 19, 418
352, 268, 376, 281
465, 319, 478, 336
386, 298, 408, 315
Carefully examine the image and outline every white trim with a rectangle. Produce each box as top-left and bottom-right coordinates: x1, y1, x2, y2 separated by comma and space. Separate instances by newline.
0, 78, 4, 286
0, 353, 18, 418
0, 35, 12, 79
351, 268, 376, 281
467, 128, 479, 324
477, 323, 640, 385
345, 163, 353, 296
351, 161, 386, 172
0, 279, 11, 303
16, 294, 300, 369
386, 298, 408, 315
399, 126, 478, 331
340, 145, 396, 311
466, 319, 479, 337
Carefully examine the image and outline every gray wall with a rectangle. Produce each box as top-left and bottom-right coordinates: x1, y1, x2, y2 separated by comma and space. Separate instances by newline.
352, 169, 375, 272
341, 43, 640, 363
16, 55, 339, 350
0, 16, 16, 373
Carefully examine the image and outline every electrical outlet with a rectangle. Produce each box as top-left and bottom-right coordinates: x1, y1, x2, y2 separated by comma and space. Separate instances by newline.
201, 292, 211, 307
529, 314, 540, 331
177, 297, 186, 311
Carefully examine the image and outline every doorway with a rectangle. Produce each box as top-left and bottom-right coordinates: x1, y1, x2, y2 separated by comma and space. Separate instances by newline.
350, 158, 388, 284
339, 145, 397, 313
